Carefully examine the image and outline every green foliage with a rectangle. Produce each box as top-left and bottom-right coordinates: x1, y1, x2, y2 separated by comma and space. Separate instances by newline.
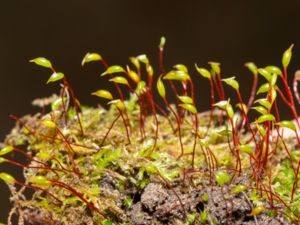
201, 193, 209, 202
215, 171, 230, 187
184, 213, 197, 225
92, 148, 121, 169
200, 210, 208, 224
102, 220, 116, 225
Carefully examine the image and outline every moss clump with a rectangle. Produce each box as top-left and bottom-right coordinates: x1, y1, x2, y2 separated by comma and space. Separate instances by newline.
1, 39, 300, 224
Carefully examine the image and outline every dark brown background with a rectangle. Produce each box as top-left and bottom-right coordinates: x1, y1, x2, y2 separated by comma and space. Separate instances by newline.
1, 0, 300, 223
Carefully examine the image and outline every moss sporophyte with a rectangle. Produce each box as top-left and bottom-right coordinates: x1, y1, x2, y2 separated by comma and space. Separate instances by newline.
1, 38, 300, 224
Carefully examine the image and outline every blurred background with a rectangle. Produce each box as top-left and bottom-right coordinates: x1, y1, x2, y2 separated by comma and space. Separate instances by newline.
1, 0, 300, 223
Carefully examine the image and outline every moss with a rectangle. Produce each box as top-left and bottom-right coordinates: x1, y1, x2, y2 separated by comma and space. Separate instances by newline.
1, 41, 300, 224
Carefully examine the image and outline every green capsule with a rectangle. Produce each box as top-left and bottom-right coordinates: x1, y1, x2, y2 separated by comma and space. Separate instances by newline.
282, 44, 293, 68
109, 76, 129, 86
0, 157, 6, 163
179, 103, 197, 114
247, 205, 265, 216
81, 52, 102, 66
195, 64, 211, 79
222, 76, 239, 91
0, 173, 15, 183
30, 176, 51, 187
91, 89, 113, 100
230, 185, 247, 194
101, 65, 125, 76
177, 95, 193, 104
244, 62, 257, 75
47, 72, 64, 84
30, 57, 52, 68
157, 77, 166, 98
159, 36, 166, 49
0, 146, 14, 156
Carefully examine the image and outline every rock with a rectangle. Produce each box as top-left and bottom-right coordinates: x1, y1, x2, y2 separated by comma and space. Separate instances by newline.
141, 183, 168, 212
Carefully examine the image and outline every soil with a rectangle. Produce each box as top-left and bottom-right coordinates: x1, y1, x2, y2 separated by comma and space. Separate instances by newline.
126, 181, 290, 225
21, 176, 291, 225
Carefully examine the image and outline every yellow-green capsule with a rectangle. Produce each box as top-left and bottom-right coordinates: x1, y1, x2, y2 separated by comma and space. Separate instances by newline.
127, 67, 140, 83
195, 64, 211, 79
0, 157, 6, 163
0, 146, 14, 156
159, 36, 166, 49
30, 57, 52, 68
208, 61, 221, 74
247, 205, 265, 216
179, 103, 197, 114
230, 185, 247, 194
91, 89, 113, 100
101, 65, 125, 76
0, 173, 15, 183
245, 62, 257, 75
157, 77, 166, 98
30, 176, 51, 187
81, 52, 102, 66
109, 76, 129, 86
282, 44, 293, 68
42, 120, 56, 129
